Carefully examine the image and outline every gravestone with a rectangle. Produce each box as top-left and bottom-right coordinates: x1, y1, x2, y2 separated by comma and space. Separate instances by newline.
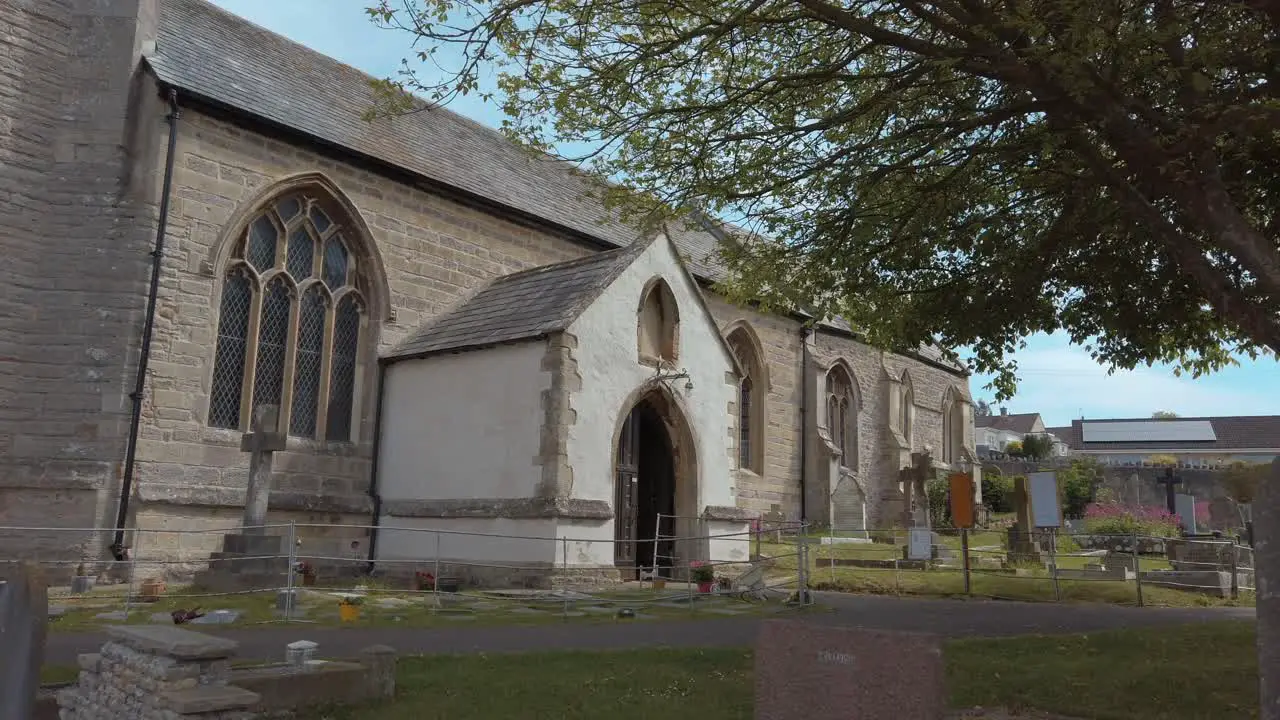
0, 563, 48, 720
755, 620, 944, 719
901, 453, 931, 529
1006, 476, 1041, 564
194, 404, 289, 591
1257, 459, 1279, 720
1175, 493, 1198, 534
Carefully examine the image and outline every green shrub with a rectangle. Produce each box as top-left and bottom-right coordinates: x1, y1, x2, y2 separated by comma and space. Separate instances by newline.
926, 476, 952, 528
982, 472, 1014, 513
1058, 459, 1103, 518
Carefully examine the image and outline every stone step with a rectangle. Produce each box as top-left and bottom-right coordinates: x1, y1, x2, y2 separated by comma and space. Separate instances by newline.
161, 685, 260, 714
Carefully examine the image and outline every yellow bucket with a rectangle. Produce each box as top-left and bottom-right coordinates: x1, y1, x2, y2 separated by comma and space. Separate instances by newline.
338, 604, 360, 623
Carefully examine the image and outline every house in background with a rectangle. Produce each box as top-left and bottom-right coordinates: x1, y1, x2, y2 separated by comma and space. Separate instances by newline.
976, 409, 1069, 458
1046, 416, 1280, 468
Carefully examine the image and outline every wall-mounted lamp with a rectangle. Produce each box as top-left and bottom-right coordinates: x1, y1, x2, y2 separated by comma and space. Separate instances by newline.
653, 365, 694, 393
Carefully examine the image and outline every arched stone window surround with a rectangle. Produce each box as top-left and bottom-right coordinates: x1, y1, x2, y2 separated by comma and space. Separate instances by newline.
824, 359, 860, 471
636, 276, 680, 366
204, 173, 390, 445
941, 385, 965, 465
722, 320, 770, 475
900, 369, 915, 449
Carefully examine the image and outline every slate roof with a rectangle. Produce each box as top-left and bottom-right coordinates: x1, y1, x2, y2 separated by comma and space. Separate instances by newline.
146, 0, 961, 373
387, 243, 642, 360
1053, 416, 1280, 452
976, 412, 1042, 435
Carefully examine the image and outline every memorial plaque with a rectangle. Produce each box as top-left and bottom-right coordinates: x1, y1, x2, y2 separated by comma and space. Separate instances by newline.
907, 528, 933, 560
755, 620, 945, 720
1028, 471, 1062, 528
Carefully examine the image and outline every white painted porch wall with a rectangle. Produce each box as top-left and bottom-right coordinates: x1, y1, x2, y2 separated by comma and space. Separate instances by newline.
378, 342, 548, 501
566, 234, 738, 519
375, 517, 558, 564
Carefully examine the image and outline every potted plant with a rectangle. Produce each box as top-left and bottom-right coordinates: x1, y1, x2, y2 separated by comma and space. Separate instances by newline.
690, 561, 715, 593
295, 561, 316, 587
71, 562, 95, 594
338, 595, 364, 622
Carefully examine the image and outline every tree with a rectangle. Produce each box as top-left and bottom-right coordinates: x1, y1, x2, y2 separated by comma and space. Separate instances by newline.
975, 399, 993, 417
1058, 458, 1103, 517
369, 0, 1279, 401
1004, 439, 1024, 457
1020, 433, 1053, 460
1152, 410, 1180, 419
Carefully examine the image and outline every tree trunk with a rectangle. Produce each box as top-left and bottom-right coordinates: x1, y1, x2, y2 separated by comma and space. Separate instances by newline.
1258, 459, 1280, 719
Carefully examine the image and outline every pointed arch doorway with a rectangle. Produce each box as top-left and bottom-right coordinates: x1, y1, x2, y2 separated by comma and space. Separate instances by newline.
613, 389, 697, 580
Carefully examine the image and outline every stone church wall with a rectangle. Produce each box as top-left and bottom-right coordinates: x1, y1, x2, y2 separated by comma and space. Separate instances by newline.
0, 0, 166, 561
1, 0, 974, 564
128, 107, 596, 559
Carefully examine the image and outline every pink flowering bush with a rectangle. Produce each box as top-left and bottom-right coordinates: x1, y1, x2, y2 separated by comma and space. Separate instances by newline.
1083, 502, 1181, 538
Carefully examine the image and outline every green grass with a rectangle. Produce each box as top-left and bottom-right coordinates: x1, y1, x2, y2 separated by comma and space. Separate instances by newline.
46, 584, 816, 633
307, 622, 1256, 720
760, 540, 1251, 609
948, 621, 1258, 719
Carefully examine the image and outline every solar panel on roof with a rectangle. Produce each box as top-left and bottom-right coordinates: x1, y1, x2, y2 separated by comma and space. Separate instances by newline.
1080, 420, 1216, 443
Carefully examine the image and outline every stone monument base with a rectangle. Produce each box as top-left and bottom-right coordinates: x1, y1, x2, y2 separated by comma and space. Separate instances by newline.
193, 534, 288, 593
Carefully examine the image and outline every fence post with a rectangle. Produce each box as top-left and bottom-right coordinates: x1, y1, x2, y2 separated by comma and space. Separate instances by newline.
961, 527, 971, 595
283, 522, 297, 623
1132, 533, 1144, 607
1230, 541, 1240, 601
123, 528, 140, 620
562, 537, 569, 621
1048, 529, 1061, 602
433, 531, 441, 611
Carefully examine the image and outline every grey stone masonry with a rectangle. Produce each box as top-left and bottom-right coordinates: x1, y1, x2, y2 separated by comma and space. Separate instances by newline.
57, 626, 259, 719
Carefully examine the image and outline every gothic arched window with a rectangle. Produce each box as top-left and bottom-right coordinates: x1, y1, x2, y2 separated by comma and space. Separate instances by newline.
941, 387, 965, 464
900, 371, 915, 449
637, 278, 679, 364
208, 194, 367, 442
726, 324, 767, 474
826, 364, 858, 469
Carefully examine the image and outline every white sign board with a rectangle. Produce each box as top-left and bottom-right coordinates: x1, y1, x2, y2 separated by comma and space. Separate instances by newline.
1028, 472, 1062, 528
1175, 493, 1198, 534
907, 528, 932, 560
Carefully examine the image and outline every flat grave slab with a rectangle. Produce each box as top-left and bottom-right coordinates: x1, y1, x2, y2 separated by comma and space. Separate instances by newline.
755, 620, 945, 719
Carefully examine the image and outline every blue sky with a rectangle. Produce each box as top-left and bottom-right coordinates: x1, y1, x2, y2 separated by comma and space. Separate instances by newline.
208, 0, 1280, 427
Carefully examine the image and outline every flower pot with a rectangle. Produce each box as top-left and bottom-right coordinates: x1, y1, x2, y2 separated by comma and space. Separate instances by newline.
301, 574, 316, 587
338, 604, 361, 622
697, 581, 714, 594
652, 579, 666, 590
436, 577, 459, 594
139, 578, 166, 602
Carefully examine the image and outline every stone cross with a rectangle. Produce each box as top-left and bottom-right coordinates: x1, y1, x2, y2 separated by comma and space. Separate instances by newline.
0, 563, 48, 720
1156, 468, 1181, 516
900, 452, 931, 529
1257, 458, 1279, 720
239, 404, 286, 534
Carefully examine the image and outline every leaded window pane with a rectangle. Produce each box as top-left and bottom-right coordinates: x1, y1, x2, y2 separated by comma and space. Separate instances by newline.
323, 235, 348, 289
247, 216, 278, 272
326, 295, 360, 442
252, 278, 291, 414
290, 286, 326, 438
276, 196, 302, 222
286, 228, 314, 281
311, 205, 332, 234
208, 270, 253, 429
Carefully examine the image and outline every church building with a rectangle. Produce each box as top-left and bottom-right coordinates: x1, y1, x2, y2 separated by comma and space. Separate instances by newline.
0, 0, 977, 581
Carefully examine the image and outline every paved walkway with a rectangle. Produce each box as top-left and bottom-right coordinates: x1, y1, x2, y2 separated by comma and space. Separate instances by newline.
44, 593, 1254, 666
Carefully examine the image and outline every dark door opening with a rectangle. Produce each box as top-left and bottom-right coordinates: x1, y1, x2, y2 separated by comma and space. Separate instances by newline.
614, 399, 676, 578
